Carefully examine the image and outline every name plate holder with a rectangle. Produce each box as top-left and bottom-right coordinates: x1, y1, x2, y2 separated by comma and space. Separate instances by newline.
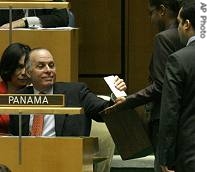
0, 94, 84, 165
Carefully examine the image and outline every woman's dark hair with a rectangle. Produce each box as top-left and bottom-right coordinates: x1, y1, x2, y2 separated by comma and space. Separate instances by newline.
0, 42, 31, 82
149, 0, 182, 16
0, 164, 11, 172
180, 2, 195, 29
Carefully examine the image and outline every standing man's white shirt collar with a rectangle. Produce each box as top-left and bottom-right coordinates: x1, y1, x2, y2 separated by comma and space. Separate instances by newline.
186, 36, 195, 46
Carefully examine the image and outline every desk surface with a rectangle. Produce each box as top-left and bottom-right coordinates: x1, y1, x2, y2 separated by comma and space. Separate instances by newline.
0, 107, 84, 114
0, 1, 69, 9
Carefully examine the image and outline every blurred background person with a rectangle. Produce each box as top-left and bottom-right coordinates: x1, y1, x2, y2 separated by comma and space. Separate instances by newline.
0, 0, 69, 29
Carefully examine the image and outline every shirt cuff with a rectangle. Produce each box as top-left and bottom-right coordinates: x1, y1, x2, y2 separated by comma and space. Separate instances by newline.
25, 17, 42, 28
110, 93, 117, 102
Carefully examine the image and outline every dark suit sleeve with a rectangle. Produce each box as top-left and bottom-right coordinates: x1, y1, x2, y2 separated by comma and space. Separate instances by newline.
158, 54, 183, 167
79, 83, 111, 122
37, 8, 69, 27
9, 115, 19, 136
125, 34, 173, 108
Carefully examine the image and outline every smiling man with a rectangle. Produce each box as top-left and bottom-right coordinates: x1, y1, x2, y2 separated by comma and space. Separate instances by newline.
9, 48, 127, 138
26, 48, 56, 92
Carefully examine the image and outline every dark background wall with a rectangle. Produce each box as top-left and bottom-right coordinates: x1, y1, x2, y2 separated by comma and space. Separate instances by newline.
71, 0, 155, 95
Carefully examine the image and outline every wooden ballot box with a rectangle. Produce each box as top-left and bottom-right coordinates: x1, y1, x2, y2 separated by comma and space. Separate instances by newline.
0, 136, 98, 172
0, 28, 79, 82
102, 108, 153, 160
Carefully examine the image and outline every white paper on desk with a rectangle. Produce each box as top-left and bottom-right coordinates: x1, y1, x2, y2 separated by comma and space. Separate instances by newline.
36, 27, 76, 30
104, 75, 127, 98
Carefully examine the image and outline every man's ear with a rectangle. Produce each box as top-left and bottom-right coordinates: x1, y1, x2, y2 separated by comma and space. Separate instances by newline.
184, 19, 191, 30
159, 4, 167, 16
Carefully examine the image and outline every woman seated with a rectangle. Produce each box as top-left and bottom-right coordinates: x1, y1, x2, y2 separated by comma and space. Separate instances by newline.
0, 43, 31, 134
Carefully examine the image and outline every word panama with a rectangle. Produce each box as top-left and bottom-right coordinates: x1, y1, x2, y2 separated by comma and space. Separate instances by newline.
9, 95, 48, 104
0, 94, 64, 106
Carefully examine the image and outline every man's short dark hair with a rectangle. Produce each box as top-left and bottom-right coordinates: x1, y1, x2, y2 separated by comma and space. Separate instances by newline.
180, 2, 195, 29
0, 43, 31, 82
149, 0, 181, 16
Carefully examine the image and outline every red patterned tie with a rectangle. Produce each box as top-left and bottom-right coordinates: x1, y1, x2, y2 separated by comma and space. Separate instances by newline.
31, 114, 44, 136
31, 92, 44, 136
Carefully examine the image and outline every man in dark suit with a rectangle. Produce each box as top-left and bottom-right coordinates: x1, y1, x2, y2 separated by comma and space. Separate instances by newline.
158, 2, 195, 172
113, 1, 183, 171
9, 48, 126, 137
0, 0, 69, 28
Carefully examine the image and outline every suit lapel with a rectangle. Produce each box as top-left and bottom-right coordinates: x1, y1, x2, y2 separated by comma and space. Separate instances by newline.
54, 115, 65, 136
22, 115, 31, 135
20, 86, 34, 135
53, 83, 66, 136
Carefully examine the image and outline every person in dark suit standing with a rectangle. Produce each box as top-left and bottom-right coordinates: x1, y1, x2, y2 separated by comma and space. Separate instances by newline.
112, 1, 183, 171
0, 0, 69, 29
9, 48, 126, 137
158, 2, 195, 172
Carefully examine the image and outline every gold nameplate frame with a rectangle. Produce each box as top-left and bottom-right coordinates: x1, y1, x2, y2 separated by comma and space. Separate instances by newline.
0, 94, 65, 106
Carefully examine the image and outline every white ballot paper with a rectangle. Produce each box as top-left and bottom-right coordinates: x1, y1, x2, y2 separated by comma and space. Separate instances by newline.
104, 75, 127, 98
